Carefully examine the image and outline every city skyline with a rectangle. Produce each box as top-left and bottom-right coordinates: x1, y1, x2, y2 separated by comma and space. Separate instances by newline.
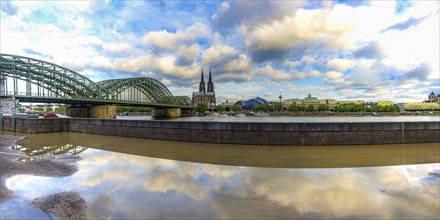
1, 1, 439, 103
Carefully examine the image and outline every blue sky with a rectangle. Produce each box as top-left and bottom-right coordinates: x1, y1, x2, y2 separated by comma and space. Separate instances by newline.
1, 0, 439, 103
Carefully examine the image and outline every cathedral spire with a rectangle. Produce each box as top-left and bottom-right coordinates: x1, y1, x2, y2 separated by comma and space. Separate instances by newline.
207, 69, 214, 93
201, 70, 205, 83
199, 70, 206, 92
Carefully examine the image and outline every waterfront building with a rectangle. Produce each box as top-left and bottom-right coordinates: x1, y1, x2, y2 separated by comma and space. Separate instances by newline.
283, 99, 302, 108
240, 96, 268, 109
425, 91, 440, 104
282, 99, 292, 108
300, 94, 327, 110
325, 99, 338, 110
268, 101, 283, 106
377, 101, 393, 106
304, 94, 317, 100
234, 100, 245, 107
284, 96, 332, 110
302, 99, 326, 110
398, 102, 440, 112
192, 70, 216, 108
302, 94, 326, 109
221, 100, 235, 111
339, 100, 366, 105
428, 91, 436, 102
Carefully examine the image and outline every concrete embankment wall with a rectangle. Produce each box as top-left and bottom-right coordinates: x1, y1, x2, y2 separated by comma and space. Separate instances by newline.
1, 117, 439, 145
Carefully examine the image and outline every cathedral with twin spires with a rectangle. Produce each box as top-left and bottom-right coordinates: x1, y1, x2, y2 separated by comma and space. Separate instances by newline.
192, 69, 216, 108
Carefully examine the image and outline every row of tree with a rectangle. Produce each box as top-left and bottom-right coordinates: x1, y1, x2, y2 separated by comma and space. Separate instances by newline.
197, 103, 242, 113
332, 104, 400, 112
116, 106, 152, 112
285, 104, 401, 112
288, 104, 400, 112
200, 103, 402, 113
250, 104, 283, 112
16, 106, 67, 113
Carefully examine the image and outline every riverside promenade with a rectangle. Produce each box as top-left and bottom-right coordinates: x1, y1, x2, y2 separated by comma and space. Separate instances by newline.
1, 117, 439, 146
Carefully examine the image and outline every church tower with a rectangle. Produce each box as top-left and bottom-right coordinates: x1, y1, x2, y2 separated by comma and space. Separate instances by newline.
192, 69, 216, 108
199, 70, 206, 93
207, 69, 214, 93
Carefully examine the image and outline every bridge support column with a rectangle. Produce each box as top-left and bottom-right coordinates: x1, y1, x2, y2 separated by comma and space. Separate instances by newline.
67, 105, 116, 119
181, 108, 195, 117
67, 107, 88, 118
152, 108, 181, 118
0, 97, 16, 116
89, 105, 116, 119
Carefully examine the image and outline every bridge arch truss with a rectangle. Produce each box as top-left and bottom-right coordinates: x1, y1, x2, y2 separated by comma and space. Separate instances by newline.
0, 54, 192, 106
0, 54, 103, 99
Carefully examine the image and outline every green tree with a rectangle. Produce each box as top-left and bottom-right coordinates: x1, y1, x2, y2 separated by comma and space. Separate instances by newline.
252, 104, 268, 112
232, 105, 241, 112
307, 105, 315, 112
17, 107, 26, 113
287, 104, 298, 112
196, 103, 208, 112
288, 105, 308, 112
273, 104, 283, 112
266, 105, 274, 112
33, 107, 44, 112
215, 105, 225, 112
318, 104, 329, 112
55, 106, 67, 114
45, 106, 53, 112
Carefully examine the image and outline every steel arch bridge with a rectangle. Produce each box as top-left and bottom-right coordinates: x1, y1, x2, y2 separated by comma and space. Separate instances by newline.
0, 53, 192, 107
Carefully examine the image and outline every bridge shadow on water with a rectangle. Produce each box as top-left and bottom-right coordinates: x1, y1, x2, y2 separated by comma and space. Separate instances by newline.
6, 131, 440, 168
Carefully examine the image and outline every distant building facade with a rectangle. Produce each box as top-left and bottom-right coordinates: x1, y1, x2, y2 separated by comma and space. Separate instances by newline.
283, 94, 338, 110
398, 91, 440, 112
302, 94, 326, 109
221, 100, 235, 111
377, 101, 393, 106
425, 91, 440, 104
239, 96, 268, 110
325, 99, 338, 109
398, 102, 440, 112
192, 70, 216, 108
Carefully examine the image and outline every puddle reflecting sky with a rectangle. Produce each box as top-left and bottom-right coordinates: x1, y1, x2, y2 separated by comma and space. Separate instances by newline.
2, 132, 440, 219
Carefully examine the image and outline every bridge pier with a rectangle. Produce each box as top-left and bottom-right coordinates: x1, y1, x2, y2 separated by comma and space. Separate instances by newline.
152, 108, 182, 118
181, 108, 195, 117
67, 105, 116, 119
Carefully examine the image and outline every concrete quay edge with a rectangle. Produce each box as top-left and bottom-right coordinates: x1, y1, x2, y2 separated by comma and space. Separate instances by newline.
1, 117, 439, 146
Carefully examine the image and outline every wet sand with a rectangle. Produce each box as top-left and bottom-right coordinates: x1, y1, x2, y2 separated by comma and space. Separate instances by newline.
31, 191, 87, 219
0, 134, 84, 219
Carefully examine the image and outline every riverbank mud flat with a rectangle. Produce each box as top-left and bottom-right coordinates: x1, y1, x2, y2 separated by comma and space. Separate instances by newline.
0, 134, 84, 219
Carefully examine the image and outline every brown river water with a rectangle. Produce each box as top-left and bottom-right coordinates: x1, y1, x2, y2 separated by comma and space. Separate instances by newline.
1, 131, 439, 219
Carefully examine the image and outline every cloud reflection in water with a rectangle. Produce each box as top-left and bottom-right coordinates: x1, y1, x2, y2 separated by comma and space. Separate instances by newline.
5, 147, 439, 219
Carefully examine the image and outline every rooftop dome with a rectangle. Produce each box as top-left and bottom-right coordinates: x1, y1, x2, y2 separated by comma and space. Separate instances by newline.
242, 97, 268, 108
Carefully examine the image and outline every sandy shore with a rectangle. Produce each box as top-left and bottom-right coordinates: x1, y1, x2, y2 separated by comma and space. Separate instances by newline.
0, 134, 85, 219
